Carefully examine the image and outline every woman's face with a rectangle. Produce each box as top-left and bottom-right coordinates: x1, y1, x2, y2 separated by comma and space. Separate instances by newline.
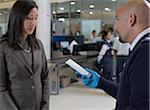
22, 7, 38, 38
106, 32, 112, 40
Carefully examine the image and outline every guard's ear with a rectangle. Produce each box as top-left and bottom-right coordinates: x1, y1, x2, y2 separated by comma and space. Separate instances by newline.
129, 14, 136, 27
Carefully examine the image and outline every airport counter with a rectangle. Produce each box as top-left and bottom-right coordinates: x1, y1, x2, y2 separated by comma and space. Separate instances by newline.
49, 54, 97, 95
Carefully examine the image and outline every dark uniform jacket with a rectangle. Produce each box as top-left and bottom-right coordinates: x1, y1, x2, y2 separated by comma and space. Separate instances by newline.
0, 38, 50, 110
97, 33, 149, 110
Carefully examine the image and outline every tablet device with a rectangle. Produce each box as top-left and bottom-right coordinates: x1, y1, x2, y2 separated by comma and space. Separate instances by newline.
65, 59, 91, 78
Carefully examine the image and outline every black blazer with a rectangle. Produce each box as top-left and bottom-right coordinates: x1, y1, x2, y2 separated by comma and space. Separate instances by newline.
97, 33, 149, 110
0, 38, 50, 110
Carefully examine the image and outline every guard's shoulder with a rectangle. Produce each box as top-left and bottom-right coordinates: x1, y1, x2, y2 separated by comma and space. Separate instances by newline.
143, 37, 150, 42
141, 37, 150, 45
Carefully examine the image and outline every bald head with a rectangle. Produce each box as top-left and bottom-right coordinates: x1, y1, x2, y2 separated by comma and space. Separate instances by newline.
118, 0, 149, 27
115, 0, 149, 43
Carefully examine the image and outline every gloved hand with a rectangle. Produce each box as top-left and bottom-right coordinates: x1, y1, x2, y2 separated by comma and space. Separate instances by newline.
76, 68, 100, 88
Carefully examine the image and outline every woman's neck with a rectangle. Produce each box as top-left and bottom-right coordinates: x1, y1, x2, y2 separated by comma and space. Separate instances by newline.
21, 34, 28, 40
22, 32, 28, 40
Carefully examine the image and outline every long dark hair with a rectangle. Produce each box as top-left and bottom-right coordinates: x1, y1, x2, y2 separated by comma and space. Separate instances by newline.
3, 0, 39, 49
101, 30, 109, 40
100, 29, 113, 40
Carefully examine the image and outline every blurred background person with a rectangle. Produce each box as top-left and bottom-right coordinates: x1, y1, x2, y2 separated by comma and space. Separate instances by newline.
92, 32, 102, 43
51, 30, 56, 36
74, 27, 81, 36
89, 29, 96, 42
95, 29, 114, 81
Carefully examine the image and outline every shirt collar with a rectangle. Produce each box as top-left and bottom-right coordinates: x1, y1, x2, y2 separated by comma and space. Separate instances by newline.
129, 27, 150, 51
106, 39, 111, 43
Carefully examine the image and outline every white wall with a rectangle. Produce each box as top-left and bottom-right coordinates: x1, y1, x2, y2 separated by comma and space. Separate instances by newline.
81, 19, 101, 39
35, 0, 51, 60
0, 23, 7, 34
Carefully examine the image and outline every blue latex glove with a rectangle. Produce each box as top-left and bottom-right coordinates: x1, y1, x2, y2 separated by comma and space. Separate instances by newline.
76, 68, 100, 88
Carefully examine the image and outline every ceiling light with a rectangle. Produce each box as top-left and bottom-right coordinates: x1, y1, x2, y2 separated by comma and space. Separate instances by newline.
53, 11, 56, 14
70, 1, 75, 5
58, 18, 65, 22
111, 0, 116, 2
104, 7, 111, 12
77, 9, 81, 13
89, 4, 95, 9
89, 11, 93, 15
60, 7, 64, 11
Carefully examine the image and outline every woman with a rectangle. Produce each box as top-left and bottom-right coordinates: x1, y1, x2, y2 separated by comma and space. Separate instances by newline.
0, 0, 49, 110
95, 30, 113, 81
